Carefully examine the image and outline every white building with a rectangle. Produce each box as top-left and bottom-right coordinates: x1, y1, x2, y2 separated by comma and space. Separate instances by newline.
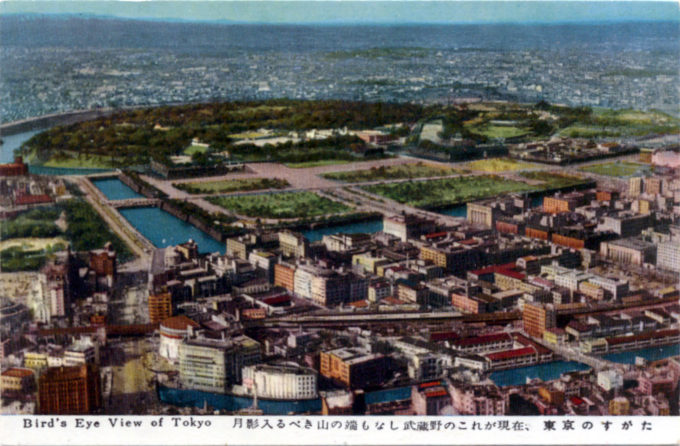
657, 242, 680, 273
159, 316, 200, 363
597, 370, 623, 391
63, 338, 99, 366
242, 363, 317, 400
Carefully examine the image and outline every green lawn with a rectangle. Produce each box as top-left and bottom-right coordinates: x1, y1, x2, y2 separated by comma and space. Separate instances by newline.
520, 171, 589, 188
229, 131, 269, 140
323, 162, 460, 182
285, 160, 352, 169
561, 108, 680, 138
173, 178, 289, 194
362, 175, 535, 208
578, 161, 652, 178
183, 144, 209, 155
464, 158, 542, 172
208, 191, 352, 219
468, 125, 529, 139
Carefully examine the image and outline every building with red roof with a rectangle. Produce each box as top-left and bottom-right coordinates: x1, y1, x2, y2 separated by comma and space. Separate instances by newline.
0, 156, 28, 177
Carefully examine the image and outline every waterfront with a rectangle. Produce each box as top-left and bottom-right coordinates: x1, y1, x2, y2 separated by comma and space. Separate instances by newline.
302, 218, 383, 242
438, 204, 467, 218
490, 361, 591, 387
119, 206, 225, 254
92, 177, 144, 201
0, 129, 42, 163
602, 344, 679, 365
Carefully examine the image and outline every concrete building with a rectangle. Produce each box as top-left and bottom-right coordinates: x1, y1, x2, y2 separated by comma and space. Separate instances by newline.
274, 263, 296, 291
159, 316, 200, 363
242, 363, 317, 400
383, 214, 436, 242
38, 364, 101, 414
629, 177, 643, 197
322, 233, 372, 252
451, 384, 506, 415
412, 383, 452, 415
179, 331, 261, 392
1, 367, 36, 397
657, 242, 680, 273
599, 238, 657, 267
64, 339, 99, 366
597, 370, 623, 391
278, 231, 308, 258
293, 264, 326, 300
148, 292, 172, 324
320, 347, 391, 389
523, 302, 556, 338
311, 273, 349, 307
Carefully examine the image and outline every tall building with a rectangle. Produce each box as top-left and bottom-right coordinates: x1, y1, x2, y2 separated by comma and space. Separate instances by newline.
628, 177, 643, 197
320, 348, 391, 389
179, 332, 261, 392
657, 242, 680, 273
148, 292, 173, 324
274, 263, 296, 292
159, 316, 200, 363
38, 364, 101, 414
523, 302, 556, 338
89, 242, 117, 288
278, 231, 308, 258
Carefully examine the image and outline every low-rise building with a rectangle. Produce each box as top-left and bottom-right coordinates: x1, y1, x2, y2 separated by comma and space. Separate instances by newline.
242, 362, 317, 400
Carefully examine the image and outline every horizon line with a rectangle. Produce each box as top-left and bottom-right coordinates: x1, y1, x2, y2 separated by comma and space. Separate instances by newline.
2, 11, 679, 25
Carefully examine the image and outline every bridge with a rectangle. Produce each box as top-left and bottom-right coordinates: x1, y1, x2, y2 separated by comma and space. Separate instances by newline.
108, 198, 161, 209
531, 335, 624, 372
245, 310, 520, 329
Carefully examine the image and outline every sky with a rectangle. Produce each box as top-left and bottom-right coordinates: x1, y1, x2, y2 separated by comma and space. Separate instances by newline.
0, 1, 678, 24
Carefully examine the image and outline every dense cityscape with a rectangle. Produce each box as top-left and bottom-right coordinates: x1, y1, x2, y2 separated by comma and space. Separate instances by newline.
0, 12, 679, 421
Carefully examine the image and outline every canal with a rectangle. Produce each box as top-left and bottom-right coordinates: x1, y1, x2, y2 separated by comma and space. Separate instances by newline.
302, 218, 383, 242
92, 177, 144, 200
119, 206, 225, 254
602, 344, 679, 365
437, 193, 544, 218
490, 361, 591, 387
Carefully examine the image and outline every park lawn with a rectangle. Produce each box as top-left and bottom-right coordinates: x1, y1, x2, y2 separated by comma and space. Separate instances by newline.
229, 131, 269, 139
173, 178, 289, 194
323, 162, 460, 182
208, 191, 352, 219
520, 171, 588, 188
285, 159, 352, 168
0, 237, 68, 252
562, 109, 680, 138
183, 144, 209, 156
578, 161, 652, 178
468, 125, 529, 139
464, 158, 542, 173
362, 175, 535, 208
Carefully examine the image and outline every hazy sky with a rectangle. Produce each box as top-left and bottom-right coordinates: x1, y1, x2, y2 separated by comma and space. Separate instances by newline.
1, 1, 678, 24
